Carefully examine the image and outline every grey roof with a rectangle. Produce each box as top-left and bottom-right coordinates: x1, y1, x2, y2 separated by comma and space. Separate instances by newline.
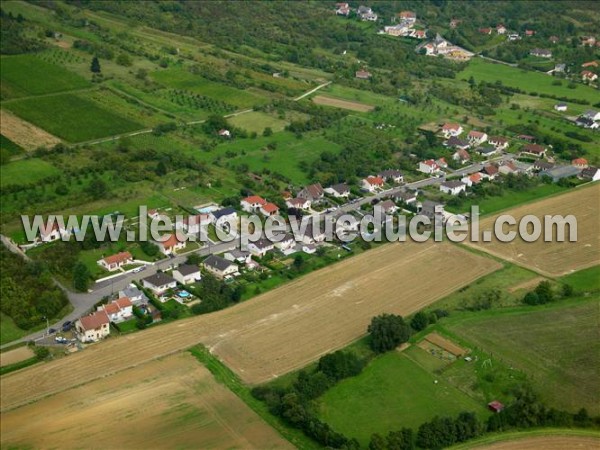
120, 286, 143, 298
203, 255, 236, 272
175, 264, 200, 276
533, 160, 554, 170
446, 136, 469, 148
252, 238, 275, 250
540, 165, 581, 180
378, 169, 403, 178
228, 249, 250, 258
582, 110, 599, 119
478, 146, 497, 154
143, 272, 176, 287
329, 183, 350, 194
581, 166, 599, 178
212, 207, 236, 220
442, 180, 465, 189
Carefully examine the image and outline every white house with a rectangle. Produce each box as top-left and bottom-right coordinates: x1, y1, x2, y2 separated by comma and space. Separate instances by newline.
142, 272, 177, 295
378, 169, 404, 184
286, 197, 312, 210
98, 251, 133, 272
75, 311, 110, 343
580, 166, 600, 182
467, 130, 488, 146
39, 222, 69, 242
155, 233, 186, 256
488, 136, 509, 151
202, 255, 239, 279
301, 221, 326, 245
211, 207, 238, 230
440, 180, 467, 196
248, 238, 275, 258
325, 183, 350, 198
461, 172, 484, 187
418, 159, 442, 174
119, 285, 145, 306
361, 176, 385, 192
97, 297, 133, 323
274, 233, 296, 252
173, 264, 201, 285
302, 244, 317, 254
554, 103, 568, 112
441, 123, 463, 138
452, 149, 470, 164
392, 190, 417, 204
379, 199, 398, 214
241, 195, 266, 213
259, 202, 279, 217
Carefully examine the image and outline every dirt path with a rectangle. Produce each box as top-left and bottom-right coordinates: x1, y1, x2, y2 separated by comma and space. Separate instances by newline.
0, 242, 500, 411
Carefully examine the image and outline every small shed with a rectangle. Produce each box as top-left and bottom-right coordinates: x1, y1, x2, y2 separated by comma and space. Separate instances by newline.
488, 400, 505, 413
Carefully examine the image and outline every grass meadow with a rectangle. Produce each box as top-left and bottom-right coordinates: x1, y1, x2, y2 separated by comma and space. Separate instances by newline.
0, 134, 24, 155
0, 158, 59, 187
560, 265, 600, 293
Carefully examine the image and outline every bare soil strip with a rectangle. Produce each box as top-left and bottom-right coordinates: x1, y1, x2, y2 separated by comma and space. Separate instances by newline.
312, 94, 375, 112
0, 242, 500, 411
0, 109, 62, 150
424, 332, 466, 356
0, 353, 292, 450
468, 183, 600, 277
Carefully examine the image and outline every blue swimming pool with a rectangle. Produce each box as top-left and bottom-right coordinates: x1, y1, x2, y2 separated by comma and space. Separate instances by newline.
178, 291, 191, 298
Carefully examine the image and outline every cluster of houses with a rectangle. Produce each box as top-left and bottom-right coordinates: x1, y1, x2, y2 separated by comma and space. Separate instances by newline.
335, 3, 377, 21
575, 109, 600, 129
416, 34, 474, 61
436, 123, 511, 164
382, 11, 426, 39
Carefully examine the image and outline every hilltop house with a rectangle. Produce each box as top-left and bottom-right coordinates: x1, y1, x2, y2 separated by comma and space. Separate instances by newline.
142, 272, 177, 295
75, 311, 110, 343
202, 255, 239, 279
440, 181, 467, 196
155, 233, 186, 256
172, 264, 201, 285
361, 176, 385, 192
467, 130, 488, 146
441, 123, 463, 138
97, 297, 133, 323
325, 183, 350, 198
298, 183, 325, 203
98, 251, 133, 272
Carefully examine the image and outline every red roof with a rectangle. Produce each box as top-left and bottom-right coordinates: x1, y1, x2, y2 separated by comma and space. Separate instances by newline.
79, 311, 109, 331
468, 130, 486, 138
525, 30, 535, 36
242, 195, 266, 205
582, 70, 597, 78
423, 159, 438, 167
488, 401, 505, 413
102, 251, 132, 266
160, 233, 186, 249
572, 158, 588, 166
469, 173, 483, 183
523, 143, 545, 154
484, 164, 498, 176
582, 61, 598, 68
262, 202, 279, 213
115, 297, 133, 308
398, 10, 416, 18
442, 123, 461, 131
366, 176, 384, 186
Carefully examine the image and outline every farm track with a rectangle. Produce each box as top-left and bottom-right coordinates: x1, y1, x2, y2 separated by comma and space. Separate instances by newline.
472, 435, 600, 449
0, 241, 500, 411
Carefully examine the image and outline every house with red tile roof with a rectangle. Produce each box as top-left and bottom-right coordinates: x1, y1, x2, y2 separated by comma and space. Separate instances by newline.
521, 143, 547, 158
453, 149, 471, 164
260, 202, 280, 217
75, 310, 110, 342
467, 130, 488, 146
572, 158, 589, 169
582, 70, 598, 82
418, 159, 443, 174
154, 233, 187, 256
441, 123, 463, 138
361, 176, 385, 192
98, 251, 133, 272
97, 297, 133, 323
298, 183, 325, 203
461, 172, 484, 187
286, 197, 312, 210
241, 195, 267, 213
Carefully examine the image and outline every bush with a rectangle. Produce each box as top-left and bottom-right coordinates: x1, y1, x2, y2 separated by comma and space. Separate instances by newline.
410, 311, 429, 332
368, 314, 411, 353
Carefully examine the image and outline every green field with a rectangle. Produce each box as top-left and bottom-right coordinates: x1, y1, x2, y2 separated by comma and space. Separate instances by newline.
4, 92, 144, 142
460, 58, 598, 103
228, 111, 288, 133
445, 299, 600, 415
1, 54, 90, 100
151, 67, 268, 109
561, 266, 600, 293
0, 158, 59, 187
318, 348, 488, 446
0, 134, 24, 156
0, 313, 29, 345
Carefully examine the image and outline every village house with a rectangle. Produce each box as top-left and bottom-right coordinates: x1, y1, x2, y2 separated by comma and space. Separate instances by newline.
477, 146, 498, 157
392, 190, 417, 205
525, 29, 535, 37
398, 11, 416, 24
540, 166, 582, 182
554, 103, 568, 112
202, 255, 239, 279
75, 311, 110, 343
580, 167, 600, 182
518, 134, 536, 142
498, 160, 520, 176
440, 180, 467, 196
461, 172, 484, 187
379, 199, 398, 214
418, 159, 443, 174
521, 143, 547, 158
478, 27, 492, 35
211, 207, 238, 230
449, 19, 461, 29
218, 129, 231, 138
172, 264, 201, 285
275, 233, 297, 254
549, 35, 559, 44
530, 48, 552, 58
532, 160, 555, 172
581, 36, 596, 47
419, 200, 445, 221
496, 24, 507, 34
384, 24, 410, 37
467, 130, 488, 146
582, 61, 598, 68
582, 70, 598, 82
508, 33, 520, 41
39, 222, 68, 242
355, 69, 372, 79
481, 164, 499, 180
179, 214, 210, 235
357, 5, 377, 21
411, 29, 427, 39
575, 116, 598, 129
301, 220, 326, 245
286, 197, 311, 210
240, 195, 266, 213
302, 244, 317, 254
248, 238, 275, 258
147, 209, 161, 220
97, 297, 133, 323
335, 2, 350, 16
452, 149, 470, 164
441, 122, 463, 138
155, 233, 187, 256
142, 272, 177, 296
488, 401, 505, 414
98, 251, 133, 272
298, 183, 325, 203
325, 183, 350, 198
488, 136, 509, 151
444, 136, 470, 150
554, 63, 566, 73
224, 249, 252, 264
361, 176, 385, 192
259, 202, 279, 217
378, 169, 404, 184
436, 157, 448, 169
119, 285, 146, 306
572, 158, 589, 169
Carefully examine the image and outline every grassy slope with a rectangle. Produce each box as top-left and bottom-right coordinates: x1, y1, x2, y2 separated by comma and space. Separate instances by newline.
561, 265, 600, 293
0, 158, 60, 187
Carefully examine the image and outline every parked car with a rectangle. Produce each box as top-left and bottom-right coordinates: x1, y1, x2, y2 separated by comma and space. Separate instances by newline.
48, 328, 57, 334
62, 321, 72, 331
54, 336, 68, 344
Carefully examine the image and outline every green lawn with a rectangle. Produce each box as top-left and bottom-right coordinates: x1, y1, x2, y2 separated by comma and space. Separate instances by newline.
4, 92, 144, 142
0, 312, 29, 345
0, 158, 60, 187
318, 348, 488, 446
444, 299, 600, 415
460, 58, 598, 103
1, 54, 90, 100
560, 266, 600, 294
228, 111, 288, 133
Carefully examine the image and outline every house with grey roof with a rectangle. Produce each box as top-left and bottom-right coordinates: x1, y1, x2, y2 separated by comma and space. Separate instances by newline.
202, 255, 239, 279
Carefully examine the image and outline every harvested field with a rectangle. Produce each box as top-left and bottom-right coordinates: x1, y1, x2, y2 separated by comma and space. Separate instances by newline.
0, 352, 291, 450
0, 109, 62, 150
312, 95, 375, 112
1, 242, 500, 411
468, 183, 600, 277
472, 435, 600, 450
0, 347, 34, 367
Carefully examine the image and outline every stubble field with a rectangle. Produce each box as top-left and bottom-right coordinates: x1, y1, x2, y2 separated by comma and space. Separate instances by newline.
1, 241, 500, 411
0, 352, 292, 450
469, 183, 600, 277
312, 94, 375, 112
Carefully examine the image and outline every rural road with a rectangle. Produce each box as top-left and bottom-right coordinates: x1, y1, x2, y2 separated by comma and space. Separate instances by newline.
293, 81, 332, 101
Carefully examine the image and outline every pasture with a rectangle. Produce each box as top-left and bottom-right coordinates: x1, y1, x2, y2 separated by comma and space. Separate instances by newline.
228, 111, 289, 133
0, 158, 59, 187
445, 299, 600, 415
469, 183, 600, 277
0, 353, 292, 450
0, 242, 500, 410
4, 92, 144, 142
318, 348, 488, 446
0, 54, 90, 100
312, 95, 375, 112
460, 58, 598, 103
560, 265, 600, 293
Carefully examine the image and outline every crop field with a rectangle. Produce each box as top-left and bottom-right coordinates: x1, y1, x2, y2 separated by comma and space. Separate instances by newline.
0, 109, 62, 150
318, 347, 488, 446
0, 158, 59, 187
460, 58, 598, 103
445, 299, 600, 414
0, 242, 500, 411
0, 352, 292, 450
312, 94, 375, 112
228, 111, 289, 133
151, 67, 269, 109
3, 92, 144, 142
0, 54, 90, 99
469, 183, 600, 277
